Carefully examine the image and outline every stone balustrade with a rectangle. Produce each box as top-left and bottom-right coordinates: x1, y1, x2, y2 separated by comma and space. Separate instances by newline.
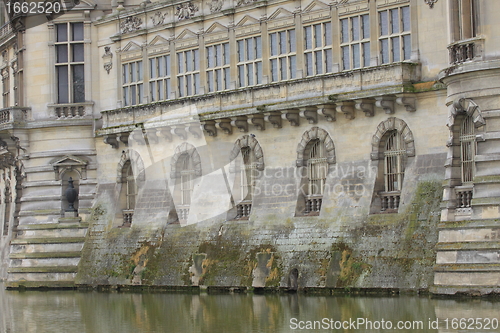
455, 187, 473, 209
448, 38, 483, 65
305, 195, 322, 214
0, 107, 29, 126
49, 103, 94, 120
236, 201, 252, 219
380, 191, 401, 211
122, 209, 134, 227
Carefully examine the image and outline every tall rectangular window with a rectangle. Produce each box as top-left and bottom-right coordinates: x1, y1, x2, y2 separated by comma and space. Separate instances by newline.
270, 29, 297, 82
149, 55, 171, 102
55, 22, 85, 104
177, 49, 200, 97
304, 22, 333, 76
2, 68, 9, 108
122, 60, 143, 106
379, 6, 411, 64
340, 14, 370, 70
237, 36, 262, 87
206, 42, 230, 92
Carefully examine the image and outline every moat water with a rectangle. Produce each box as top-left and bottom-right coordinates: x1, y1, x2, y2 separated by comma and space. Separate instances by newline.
1, 283, 499, 333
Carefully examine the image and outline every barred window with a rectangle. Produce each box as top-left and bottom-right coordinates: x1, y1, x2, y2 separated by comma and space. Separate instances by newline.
2, 68, 9, 108
56, 22, 85, 104
123, 161, 137, 210
240, 147, 257, 201
460, 114, 475, 184
122, 60, 143, 106
304, 22, 333, 76
180, 154, 194, 205
237, 36, 262, 87
379, 6, 411, 64
177, 49, 200, 97
149, 55, 171, 102
307, 139, 327, 196
384, 131, 405, 192
341, 14, 370, 70
270, 29, 297, 82
207, 43, 230, 92
455, 0, 477, 40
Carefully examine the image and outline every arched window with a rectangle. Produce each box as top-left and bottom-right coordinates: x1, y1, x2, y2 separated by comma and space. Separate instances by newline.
121, 160, 137, 226
304, 139, 327, 214
177, 153, 195, 221
456, 114, 475, 208
235, 146, 256, 218
381, 130, 406, 211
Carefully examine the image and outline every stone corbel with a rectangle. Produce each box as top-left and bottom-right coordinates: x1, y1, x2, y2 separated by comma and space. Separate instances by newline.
336, 101, 355, 120
171, 126, 187, 140
231, 116, 248, 132
375, 97, 396, 114
145, 128, 159, 144
104, 134, 119, 149
396, 97, 416, 112
299, 107, 318, 124
159, 127, 173, 141
264, 112, 282, 128
247, 114, 265, 131
476, 133, 486, 142
131, 129, 145, 145
215, 119, 232, 135
202, 121, 217, 137
355, 99, 375, 117
281, 109, 300, 126
317, 104, 336, 122
118, 132, 129, 146
186, 123, 202, 138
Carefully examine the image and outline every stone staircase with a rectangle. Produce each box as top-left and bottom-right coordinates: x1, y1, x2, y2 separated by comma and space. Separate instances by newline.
6, 217, 88, 288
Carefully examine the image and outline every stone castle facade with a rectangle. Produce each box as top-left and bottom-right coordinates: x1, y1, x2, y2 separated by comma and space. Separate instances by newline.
0, 0, 499, 295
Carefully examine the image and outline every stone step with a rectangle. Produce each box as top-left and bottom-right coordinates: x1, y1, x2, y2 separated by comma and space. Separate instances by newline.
438, 219, 500, 229
10, 237, 86, 245
19, 228, 88, 238
8, 266, 78, 273
10, 243, 84, 254
9, 258, 80, 267
16, 222, 89, 230
9, 251, 82, 259
434, 263, 500, 272
7, 272, 77, 282
5, 280, 76, 289
436, 241, 500, 251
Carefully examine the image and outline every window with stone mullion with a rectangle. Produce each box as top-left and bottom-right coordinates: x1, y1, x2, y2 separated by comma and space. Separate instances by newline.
379, 6, 411, 64
149, 54, 171, 102
122, 60, 143, 106
237, 36, 263, 87
304, 22, 333, 76
341, 14, 370, 70
177, 49, 200, 97
55, 22, 85, 104
270, 29, 297, 82
207, 42, 230, 92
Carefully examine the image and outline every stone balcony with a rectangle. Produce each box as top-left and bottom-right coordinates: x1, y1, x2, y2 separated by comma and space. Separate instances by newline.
448, 37, 484, 65
0, 107, 30, 130
99, 62, 420, 140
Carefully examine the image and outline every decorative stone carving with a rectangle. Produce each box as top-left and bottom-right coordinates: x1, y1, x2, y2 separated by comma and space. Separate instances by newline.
216, 119, 232, 135
10, 61, 17, 74
247, 114, 265, 131
145, 128, 159, 144
317, 105, 336, 122
104, 134, 119, 149
120, 16, 143, 34
231, 116, 248, 132
331, 0, 350, 5
281, 110, 300, 126
1, 67, 8, 80
264, 112, 282, 128
375, 96, 396, 114
448, 98, 485, 129
176, 2, 199, 20
424, 0, 438, 8
236, 0, 256, 7
296, 127, 336, 167
336, 101, 355, 120
102, 46, 113, 74
299, 107, 318, 124
371, 117, 415, 160
396, 97, 416, 112
208, 0, 223, 13
187, 123, 202, 138
118, 132, 129, 145
151, 11, 166, 26
51, 155, 88, 181
159, 127, 173, 141
202, 121, 217, 137
355, 99, 375, 117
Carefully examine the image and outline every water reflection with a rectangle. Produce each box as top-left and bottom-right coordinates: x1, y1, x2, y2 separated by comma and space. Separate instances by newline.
1, 283, 499, 333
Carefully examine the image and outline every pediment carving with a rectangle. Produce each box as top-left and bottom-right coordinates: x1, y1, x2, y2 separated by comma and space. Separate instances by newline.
51, 155, 89, 180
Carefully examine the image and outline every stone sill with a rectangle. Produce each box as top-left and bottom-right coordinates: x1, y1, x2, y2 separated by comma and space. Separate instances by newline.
16, 222, 89, 230
7, 266, 78, 273
9, 251, 82, 259
436, 242, 500, 251
10, 237, 86, 245
434, 263, 500, 272
438, 219, 500, 230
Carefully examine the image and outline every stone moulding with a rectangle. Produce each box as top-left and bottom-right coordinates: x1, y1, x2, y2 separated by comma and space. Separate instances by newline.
170, 142, 202, 179
371, 117, 415, 160
229, 134, 265, 171
117, 149, 146, 183
296, 127, 336, 167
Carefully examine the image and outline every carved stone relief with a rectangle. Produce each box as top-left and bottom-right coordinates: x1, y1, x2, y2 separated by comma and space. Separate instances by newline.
208, 0, 223, 13
120, 16, 143, 34
151, 11, 166, 26
176, 2, 199, 20
424, 0, 438, 8
102, 46, 113, 75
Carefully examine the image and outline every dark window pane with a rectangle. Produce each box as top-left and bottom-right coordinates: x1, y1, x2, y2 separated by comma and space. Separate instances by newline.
289, 30, 296, 52
58, 66, 69, 103
362, 15, 370, 39
72, 23, 84, 41
56, 45, 68, 63
324, 23, 332, 45
305, 26, 312, 49
72, 64, 85, 102
352, 16, 360, 41
392, 37, 400, 62
341, 19, 348, 43
403, 35, 411, 60
391, 9, 399, 34
255, 37, 262, 58
381, 39, 389, 64
57, 24, 68, 42
402, 7, 410, 31
380, 11, 388, 36
72, 44, 84, 62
